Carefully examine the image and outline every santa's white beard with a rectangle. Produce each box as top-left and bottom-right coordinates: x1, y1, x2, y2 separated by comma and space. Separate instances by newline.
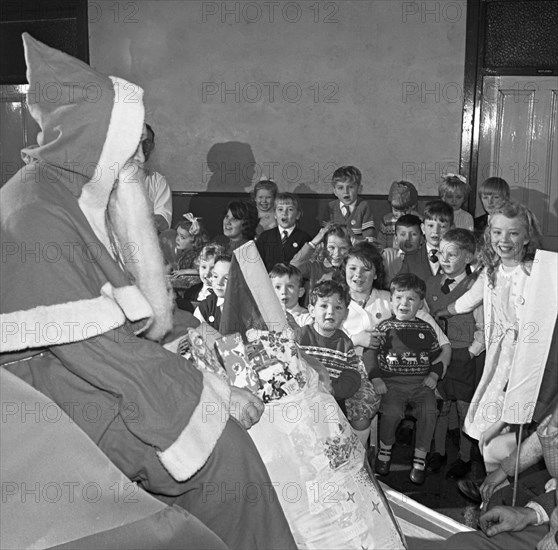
108, 163, 173, 341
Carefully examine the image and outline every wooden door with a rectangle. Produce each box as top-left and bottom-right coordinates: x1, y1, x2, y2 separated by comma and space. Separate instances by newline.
476, 76, 558, 251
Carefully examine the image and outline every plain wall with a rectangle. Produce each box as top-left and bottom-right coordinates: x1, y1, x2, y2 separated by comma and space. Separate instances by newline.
89, 0, 467, 195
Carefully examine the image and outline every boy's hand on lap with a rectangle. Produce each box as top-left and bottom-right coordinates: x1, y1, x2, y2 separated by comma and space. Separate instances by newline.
422, 372, 438, 389
371, 378, 387, 395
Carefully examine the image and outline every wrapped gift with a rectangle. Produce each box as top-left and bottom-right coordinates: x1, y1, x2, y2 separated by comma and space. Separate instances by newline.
178, 328, 227, 380
246, 328, 306, 383
214, 333, 259, 393
244, 331, 304, 403
255, 359, 301, 403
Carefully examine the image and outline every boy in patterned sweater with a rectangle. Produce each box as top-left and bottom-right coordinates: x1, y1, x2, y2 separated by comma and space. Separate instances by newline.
328, 166, 376, 244
370, 273, 444, 485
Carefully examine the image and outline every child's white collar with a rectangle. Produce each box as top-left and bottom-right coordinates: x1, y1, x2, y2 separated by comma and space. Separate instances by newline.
340, 200, 357, 212
278, 225, 296, 237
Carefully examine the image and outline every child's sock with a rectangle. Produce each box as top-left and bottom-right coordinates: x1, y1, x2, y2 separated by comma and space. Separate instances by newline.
377, 441, 392, 463
412, 448, 427, 470
353, 426, 371, 449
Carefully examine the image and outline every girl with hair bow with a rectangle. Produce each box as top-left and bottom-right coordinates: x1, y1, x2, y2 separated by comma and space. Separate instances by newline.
439, 173, 474, 231
173, 213, 209, 271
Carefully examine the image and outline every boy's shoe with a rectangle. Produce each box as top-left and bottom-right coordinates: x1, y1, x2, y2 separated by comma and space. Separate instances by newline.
374, 446, 392, 476
426, 452, 447, 473
446, 458, 472, 479
409, 466, 426, 485
374, 457, 391, 476
410, 455, 427, 484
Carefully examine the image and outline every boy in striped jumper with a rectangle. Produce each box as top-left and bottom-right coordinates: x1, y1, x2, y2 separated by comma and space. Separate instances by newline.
370, 273, 443, 485
298, 280, 380, 447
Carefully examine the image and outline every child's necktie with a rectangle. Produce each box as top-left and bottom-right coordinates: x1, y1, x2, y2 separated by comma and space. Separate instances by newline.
441, 278, 455, 294
281, 230, 289, 246
429, 249, 439, 263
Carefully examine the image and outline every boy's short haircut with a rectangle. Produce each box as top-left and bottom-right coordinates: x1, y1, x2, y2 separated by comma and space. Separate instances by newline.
478, 177, 511, 200
199, 243, 225, 262
269, 263, 303, 286
423, 200, 454, 225
389, 272, 426, 300
395, 214, 422, 232
253, 179, 278, 199
332, 166, 362, 186
275, 192, 302, 215
441, 228, 476, 256
213, 253, 232, 266
388, 180, 418, 210
309, 279, 351, 307
439, 176, 471, 199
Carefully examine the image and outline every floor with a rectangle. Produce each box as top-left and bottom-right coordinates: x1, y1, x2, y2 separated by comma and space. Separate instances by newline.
371, 424, 485, 530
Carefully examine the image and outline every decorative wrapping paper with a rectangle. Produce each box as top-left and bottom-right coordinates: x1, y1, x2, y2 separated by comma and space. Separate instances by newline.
213, 333, 259, 393
215, 330, 306, 403
248, 365, 405, 550
178, 328, 227, 380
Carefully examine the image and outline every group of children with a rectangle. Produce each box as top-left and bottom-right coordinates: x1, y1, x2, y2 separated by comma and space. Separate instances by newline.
163, 166, 545, 488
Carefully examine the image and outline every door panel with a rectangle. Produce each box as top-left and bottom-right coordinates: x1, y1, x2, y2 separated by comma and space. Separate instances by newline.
0, 85, 39, 186
477, 76, 558, 251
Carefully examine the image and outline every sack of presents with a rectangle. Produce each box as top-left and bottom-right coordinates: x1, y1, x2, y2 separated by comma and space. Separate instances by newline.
178, 327, 306, 403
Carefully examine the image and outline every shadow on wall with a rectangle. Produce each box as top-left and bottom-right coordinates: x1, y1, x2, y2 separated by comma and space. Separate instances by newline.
205, 142, 256, 192
293, 182, 325, 233
187, 141, 257, 236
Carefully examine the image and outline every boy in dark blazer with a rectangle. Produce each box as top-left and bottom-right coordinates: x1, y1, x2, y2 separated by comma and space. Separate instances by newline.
256, 193, 311, 271
399, 200, 454, 284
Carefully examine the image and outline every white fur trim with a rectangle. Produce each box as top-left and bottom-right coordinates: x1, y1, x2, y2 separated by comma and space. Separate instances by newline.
158, 371, 231, 481
0, 283, 153, 352
106, 283, 153, 321
78, 76, 144, 249
1, 297, 124, 352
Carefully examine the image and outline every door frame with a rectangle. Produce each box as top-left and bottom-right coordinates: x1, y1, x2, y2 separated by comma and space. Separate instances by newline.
459, 0, 558, 214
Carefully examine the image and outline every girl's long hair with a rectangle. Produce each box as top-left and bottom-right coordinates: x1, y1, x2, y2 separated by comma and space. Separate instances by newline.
479, 201, 542, 287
